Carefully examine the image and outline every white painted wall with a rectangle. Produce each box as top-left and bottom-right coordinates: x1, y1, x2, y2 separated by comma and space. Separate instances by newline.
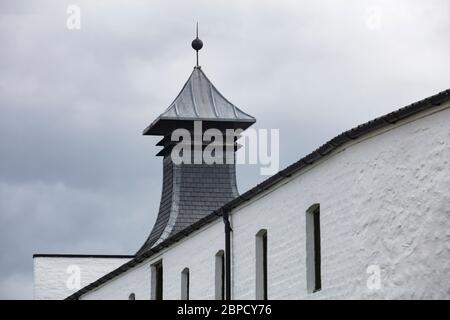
34, 256, 131, 300
82, 220, 224, 300
80, 103, 450, 300
81, 261, 152, 300
162, 220, 224, 300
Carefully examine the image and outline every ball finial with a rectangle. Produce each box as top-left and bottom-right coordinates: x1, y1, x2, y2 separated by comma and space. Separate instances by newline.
192, 37, 203, 51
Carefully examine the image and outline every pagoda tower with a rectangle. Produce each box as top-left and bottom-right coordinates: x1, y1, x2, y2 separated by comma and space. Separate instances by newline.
137, 29, 255, 254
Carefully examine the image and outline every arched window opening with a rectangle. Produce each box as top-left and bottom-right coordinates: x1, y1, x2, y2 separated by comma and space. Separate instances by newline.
215, 250, 225, 300
181, 268, 190, 300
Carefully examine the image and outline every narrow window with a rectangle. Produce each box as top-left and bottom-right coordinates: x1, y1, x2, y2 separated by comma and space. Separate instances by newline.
128, 293, 135, 300
306, 204, 321, 293
255, 229, 268, 300
181, 268, 190, 300
151, 260, 163, 300
215, 250, 225, 300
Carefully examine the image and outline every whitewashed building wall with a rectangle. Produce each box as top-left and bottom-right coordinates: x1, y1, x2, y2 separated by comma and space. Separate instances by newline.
82, 221, 225, 300
34, 256, 132, 300
79, 260, 152, 300
80, 103, 450, 300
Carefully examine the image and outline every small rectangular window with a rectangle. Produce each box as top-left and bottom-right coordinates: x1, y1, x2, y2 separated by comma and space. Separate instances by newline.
306, 204, 321, 293
181, 268, 189, 300
151, 261, 163, 300
215, 250, 225, 300
256, 229, 268, 300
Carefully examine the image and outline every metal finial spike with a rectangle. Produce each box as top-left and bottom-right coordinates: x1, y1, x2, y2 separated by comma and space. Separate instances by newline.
191, 22, 203, 68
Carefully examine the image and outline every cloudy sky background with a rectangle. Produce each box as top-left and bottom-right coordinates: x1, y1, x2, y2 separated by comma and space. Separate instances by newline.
0, 0, 449, 299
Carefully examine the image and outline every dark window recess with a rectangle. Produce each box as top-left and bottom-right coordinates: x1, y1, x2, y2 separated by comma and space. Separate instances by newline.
255, 229, 268, 300
181, 268, 190, 300
215, 250, 225, 300
313, 208, 321, 292
262, 232, 268, 300
306, 204, 321, 293
154, 262, 163, 300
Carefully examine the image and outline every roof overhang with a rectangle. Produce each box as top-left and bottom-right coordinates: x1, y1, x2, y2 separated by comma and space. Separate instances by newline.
143, 117, 256, 136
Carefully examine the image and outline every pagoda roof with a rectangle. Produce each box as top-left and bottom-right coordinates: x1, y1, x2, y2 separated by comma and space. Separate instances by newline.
143, 67, 255, 135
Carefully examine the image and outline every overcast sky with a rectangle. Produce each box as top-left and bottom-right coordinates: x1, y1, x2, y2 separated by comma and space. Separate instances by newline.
0, 0, 449, 299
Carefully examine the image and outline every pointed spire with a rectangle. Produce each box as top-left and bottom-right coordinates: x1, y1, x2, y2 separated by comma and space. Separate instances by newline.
191, 22, 203, 67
